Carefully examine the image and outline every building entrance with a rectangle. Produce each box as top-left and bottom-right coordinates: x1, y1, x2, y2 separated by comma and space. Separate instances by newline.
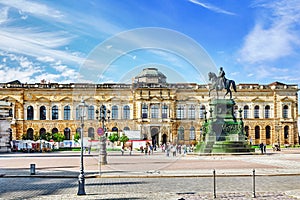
151, 127, 159, 150
162, 134, 167, 145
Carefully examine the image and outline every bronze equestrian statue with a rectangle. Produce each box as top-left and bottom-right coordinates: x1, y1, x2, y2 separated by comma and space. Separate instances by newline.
208, 67, 237, 99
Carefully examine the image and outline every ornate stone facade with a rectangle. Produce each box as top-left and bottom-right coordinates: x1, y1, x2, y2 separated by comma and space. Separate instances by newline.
0, 68, 298, 146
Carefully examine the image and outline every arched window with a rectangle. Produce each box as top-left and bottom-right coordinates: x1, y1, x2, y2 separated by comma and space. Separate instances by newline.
254, 105, 259, 118
188, 105, 195, 120
142, 103, 148, 119
266, 126, 271, 139
64, 128, 71, 140
283, 105, 289, 118
255, 126, 260, 139
244, 126, 249, 138
189, 126, 195, 140
162, 104, 168, 119
88, 127, 95, 139
76, 128, 81, 138
178, 127, 184, 140
199, 105, 205, 119
151, 104, 159, 118
88, 105, 94, 120
176, 105, 184, 119
243, 105, 249, 119
39, 128, 46, 138
40, 106, 46, 120
112, 127, 118, 133
284, 126, 289, 139
123, 105, 130, 119
112, 105, 118, 119
27, 106, 34, 120
52, 128, 58, 134
52, 105, 58, 120
64, 105, 71, 120
27, 128, 34, 140
123, 126, 130, 131
265, 105, 270, 118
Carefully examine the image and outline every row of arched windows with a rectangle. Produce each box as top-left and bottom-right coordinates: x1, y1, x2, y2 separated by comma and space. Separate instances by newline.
142, 104, 290, 120
27, 105, 131, 120
245, 125, 290, 140
141, 104, 206, 120
243, 105, 289, 119
27, 104, 290, 120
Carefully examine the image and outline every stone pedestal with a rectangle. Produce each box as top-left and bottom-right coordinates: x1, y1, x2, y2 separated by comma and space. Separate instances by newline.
200, 99, 254, 154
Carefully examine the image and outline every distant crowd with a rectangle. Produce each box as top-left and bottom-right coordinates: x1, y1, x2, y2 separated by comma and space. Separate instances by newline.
139, 142, 195, 156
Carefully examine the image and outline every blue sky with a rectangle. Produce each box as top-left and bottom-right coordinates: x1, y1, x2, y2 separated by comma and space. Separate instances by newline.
0, 0, 300, 86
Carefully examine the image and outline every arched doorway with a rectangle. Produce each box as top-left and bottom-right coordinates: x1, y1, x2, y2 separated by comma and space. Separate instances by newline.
111, 127, 118, 138
27, 128, 34, 140
88, 127, 95, 139
151, 127, 159, 150
39, 128, 46, 138
162, 134, 167, 145
64, 128, 71, 140
112, 127, 118, 132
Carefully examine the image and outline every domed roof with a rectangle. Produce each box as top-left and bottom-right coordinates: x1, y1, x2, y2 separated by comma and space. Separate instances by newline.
136, 68, 166, 78
134, 68, 167, 84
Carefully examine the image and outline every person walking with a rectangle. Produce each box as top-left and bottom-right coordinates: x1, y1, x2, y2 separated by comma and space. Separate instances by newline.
259, 143, 264, 154
166, 143, 170, 157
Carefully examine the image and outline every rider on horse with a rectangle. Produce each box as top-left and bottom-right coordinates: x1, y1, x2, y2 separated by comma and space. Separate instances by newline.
218, 67, 226, 89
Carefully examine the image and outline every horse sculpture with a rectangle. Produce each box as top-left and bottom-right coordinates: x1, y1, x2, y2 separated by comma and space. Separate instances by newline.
208, 72, 237, 99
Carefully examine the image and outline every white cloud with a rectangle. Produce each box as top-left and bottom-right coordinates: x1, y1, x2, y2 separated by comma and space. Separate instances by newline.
0, 6, 9, 24
239, 0, 300, 64
0, 28, 83, 64
0, 0, 63, 19
37, 56, 55, 63
188, 0, 236, 15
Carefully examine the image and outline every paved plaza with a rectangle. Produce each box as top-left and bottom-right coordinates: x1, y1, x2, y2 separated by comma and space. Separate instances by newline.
1, 148, 300, 199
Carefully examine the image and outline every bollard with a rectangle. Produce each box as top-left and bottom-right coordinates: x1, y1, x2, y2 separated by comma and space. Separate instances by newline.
30, 164, 36, 175
213, 169, 216, 198
252, 169, 256, 198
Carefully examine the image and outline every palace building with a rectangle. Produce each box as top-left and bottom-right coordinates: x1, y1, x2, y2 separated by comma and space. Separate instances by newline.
0, 68, 298, 147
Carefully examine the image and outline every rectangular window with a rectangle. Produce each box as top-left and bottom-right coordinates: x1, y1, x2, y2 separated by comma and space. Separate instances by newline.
176, 106, 184, 119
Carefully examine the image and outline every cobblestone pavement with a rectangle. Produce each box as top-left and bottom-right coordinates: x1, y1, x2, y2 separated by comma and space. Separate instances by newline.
0, 176, 300, 199
1, 148, 300, 199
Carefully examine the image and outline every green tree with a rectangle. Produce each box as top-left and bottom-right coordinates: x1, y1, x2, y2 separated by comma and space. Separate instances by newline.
108, 132, 119, 148
41, 132, 52, 141
52, 132, 65, 142
119, 134, 129, 148
74, 132, 80, 143
33, 134, 40, 141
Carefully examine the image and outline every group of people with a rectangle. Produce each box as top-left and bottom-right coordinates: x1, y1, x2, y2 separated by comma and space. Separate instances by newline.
259, 142, 267, 154
162, 143, 194, 157
138, 142, 194, 156
140, 142, 154, 155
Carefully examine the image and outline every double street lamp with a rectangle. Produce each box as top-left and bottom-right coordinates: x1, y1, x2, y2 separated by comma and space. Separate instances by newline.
96, 105, 110, 166
77, 99, 88, 196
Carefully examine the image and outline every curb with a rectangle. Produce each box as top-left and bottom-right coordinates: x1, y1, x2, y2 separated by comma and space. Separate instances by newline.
2, 173, 300, 179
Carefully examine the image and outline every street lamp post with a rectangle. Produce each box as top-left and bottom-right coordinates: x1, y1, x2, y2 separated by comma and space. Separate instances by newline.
96, 105, 110, 166
275, 124, 282, 150
77, 99, 88, 196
